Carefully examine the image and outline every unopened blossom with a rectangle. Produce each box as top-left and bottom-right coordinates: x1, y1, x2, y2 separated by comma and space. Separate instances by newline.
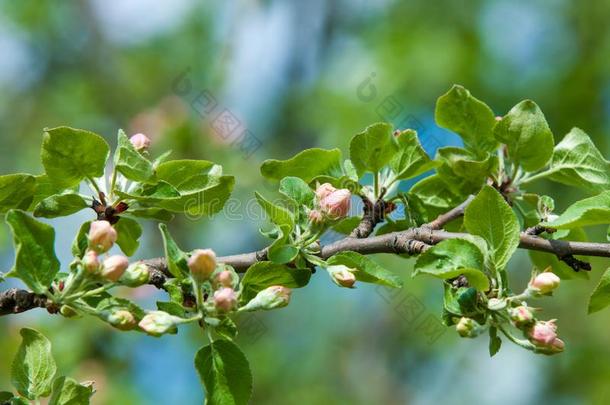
529, 271, 560, 295
456, 317, 477, 338
216, 270, 234, 288
527, 320, 565, 354
88, 220, 117, 253
82, 250, 100, 274
119, 263, 150, 287
240, 286, 292, 312
308, 209, 323, 224
213, 288, 237, 313
101, 255, 129, 282
510, 306, 535, 328
320, 189, 351, 219
108, 310, 137, 331
315, 183, 337, 201
188, 249, 217, 282
130, 133, 151, 151
328, 265, 356, 288
138, 311, 178, 337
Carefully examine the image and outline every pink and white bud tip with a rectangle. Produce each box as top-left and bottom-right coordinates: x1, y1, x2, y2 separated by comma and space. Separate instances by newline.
130, 133, 151, 151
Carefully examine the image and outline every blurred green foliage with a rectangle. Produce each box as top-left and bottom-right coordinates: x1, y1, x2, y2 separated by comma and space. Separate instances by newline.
1, 1, 610, 404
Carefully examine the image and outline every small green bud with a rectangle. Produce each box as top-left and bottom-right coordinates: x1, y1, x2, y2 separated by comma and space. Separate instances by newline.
456, 317, 477, 338
60, 305, 78, 318
240, 286, 292, 312
107, 310, 137, 331
119, 263, 150, 287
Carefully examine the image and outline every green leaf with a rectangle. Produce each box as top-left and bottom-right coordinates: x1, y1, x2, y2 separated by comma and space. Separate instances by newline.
494, 100, 554, 171
544, 128, 610, 193
543, 191, 610, 229
157, 176, 234, 216
436, 147, 498, 194
159, 224, 189, 280
116, 181, 181, 203
194, 340, 252, 405
114, 217, 142, 256
261, 148, 343, 183
389, 129, 437, 180
48, 376, 94, 405
6, 210, 60, 293
268, 225, 299, 264
413, 239, 489, 291
588, 268, 610, 314
435, 85, 498, 153
156, 159, 220, 192
11, 328, 57, 400
464, 186, 520, 271
156, 301, 186, 318
327, 251, 402, 288
332, 216, 362, 235
489, 326, 502, 357
279, 177, 314, 207
255, 191, 294, 230
71, 221, 91, 258
240, 262, 311, 303
28, 175, 72, 210
126, 208, 174, 222
0, 174, 36, 214
349, 122, 398, 176
33, 193, 89, 218
113, 129, 155, 183
214, 317, 238, 340
407, 175, 466, 225
41, 126, 109, 187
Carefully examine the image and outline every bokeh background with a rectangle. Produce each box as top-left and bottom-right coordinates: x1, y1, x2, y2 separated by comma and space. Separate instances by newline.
1, 1, 610, 404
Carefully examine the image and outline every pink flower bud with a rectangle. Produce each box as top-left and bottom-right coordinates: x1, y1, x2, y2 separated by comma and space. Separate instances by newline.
240, 286, 292, 311
88, 220, 117, 253
509, 306, 535, 328
529, 271, 560, 295
213, 287, 237, 313
101, 255, 129, 282
129, 133, 151, 151
528, 320, 558, 345
328, 265, 356, 288
188, 249, 217, 282
527, 320, 565, 354
83, 250, 100, 274
107, 310, 137, 331
320, 189, 351, 219
138, 311, 178, 336
315, 182, 337, 201
216, 270, 234, 288
308, 209, 323, 224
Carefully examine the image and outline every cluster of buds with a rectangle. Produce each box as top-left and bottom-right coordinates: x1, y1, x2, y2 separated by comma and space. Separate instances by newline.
139, 311, 180, 337
309, 183, 351, 223
129, 133, 151, 152
240, 286, 292, 312
327, 265, 357, 288
526, 320, 565, 354
527, 270, 561, 297
83, 220, 130, 282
